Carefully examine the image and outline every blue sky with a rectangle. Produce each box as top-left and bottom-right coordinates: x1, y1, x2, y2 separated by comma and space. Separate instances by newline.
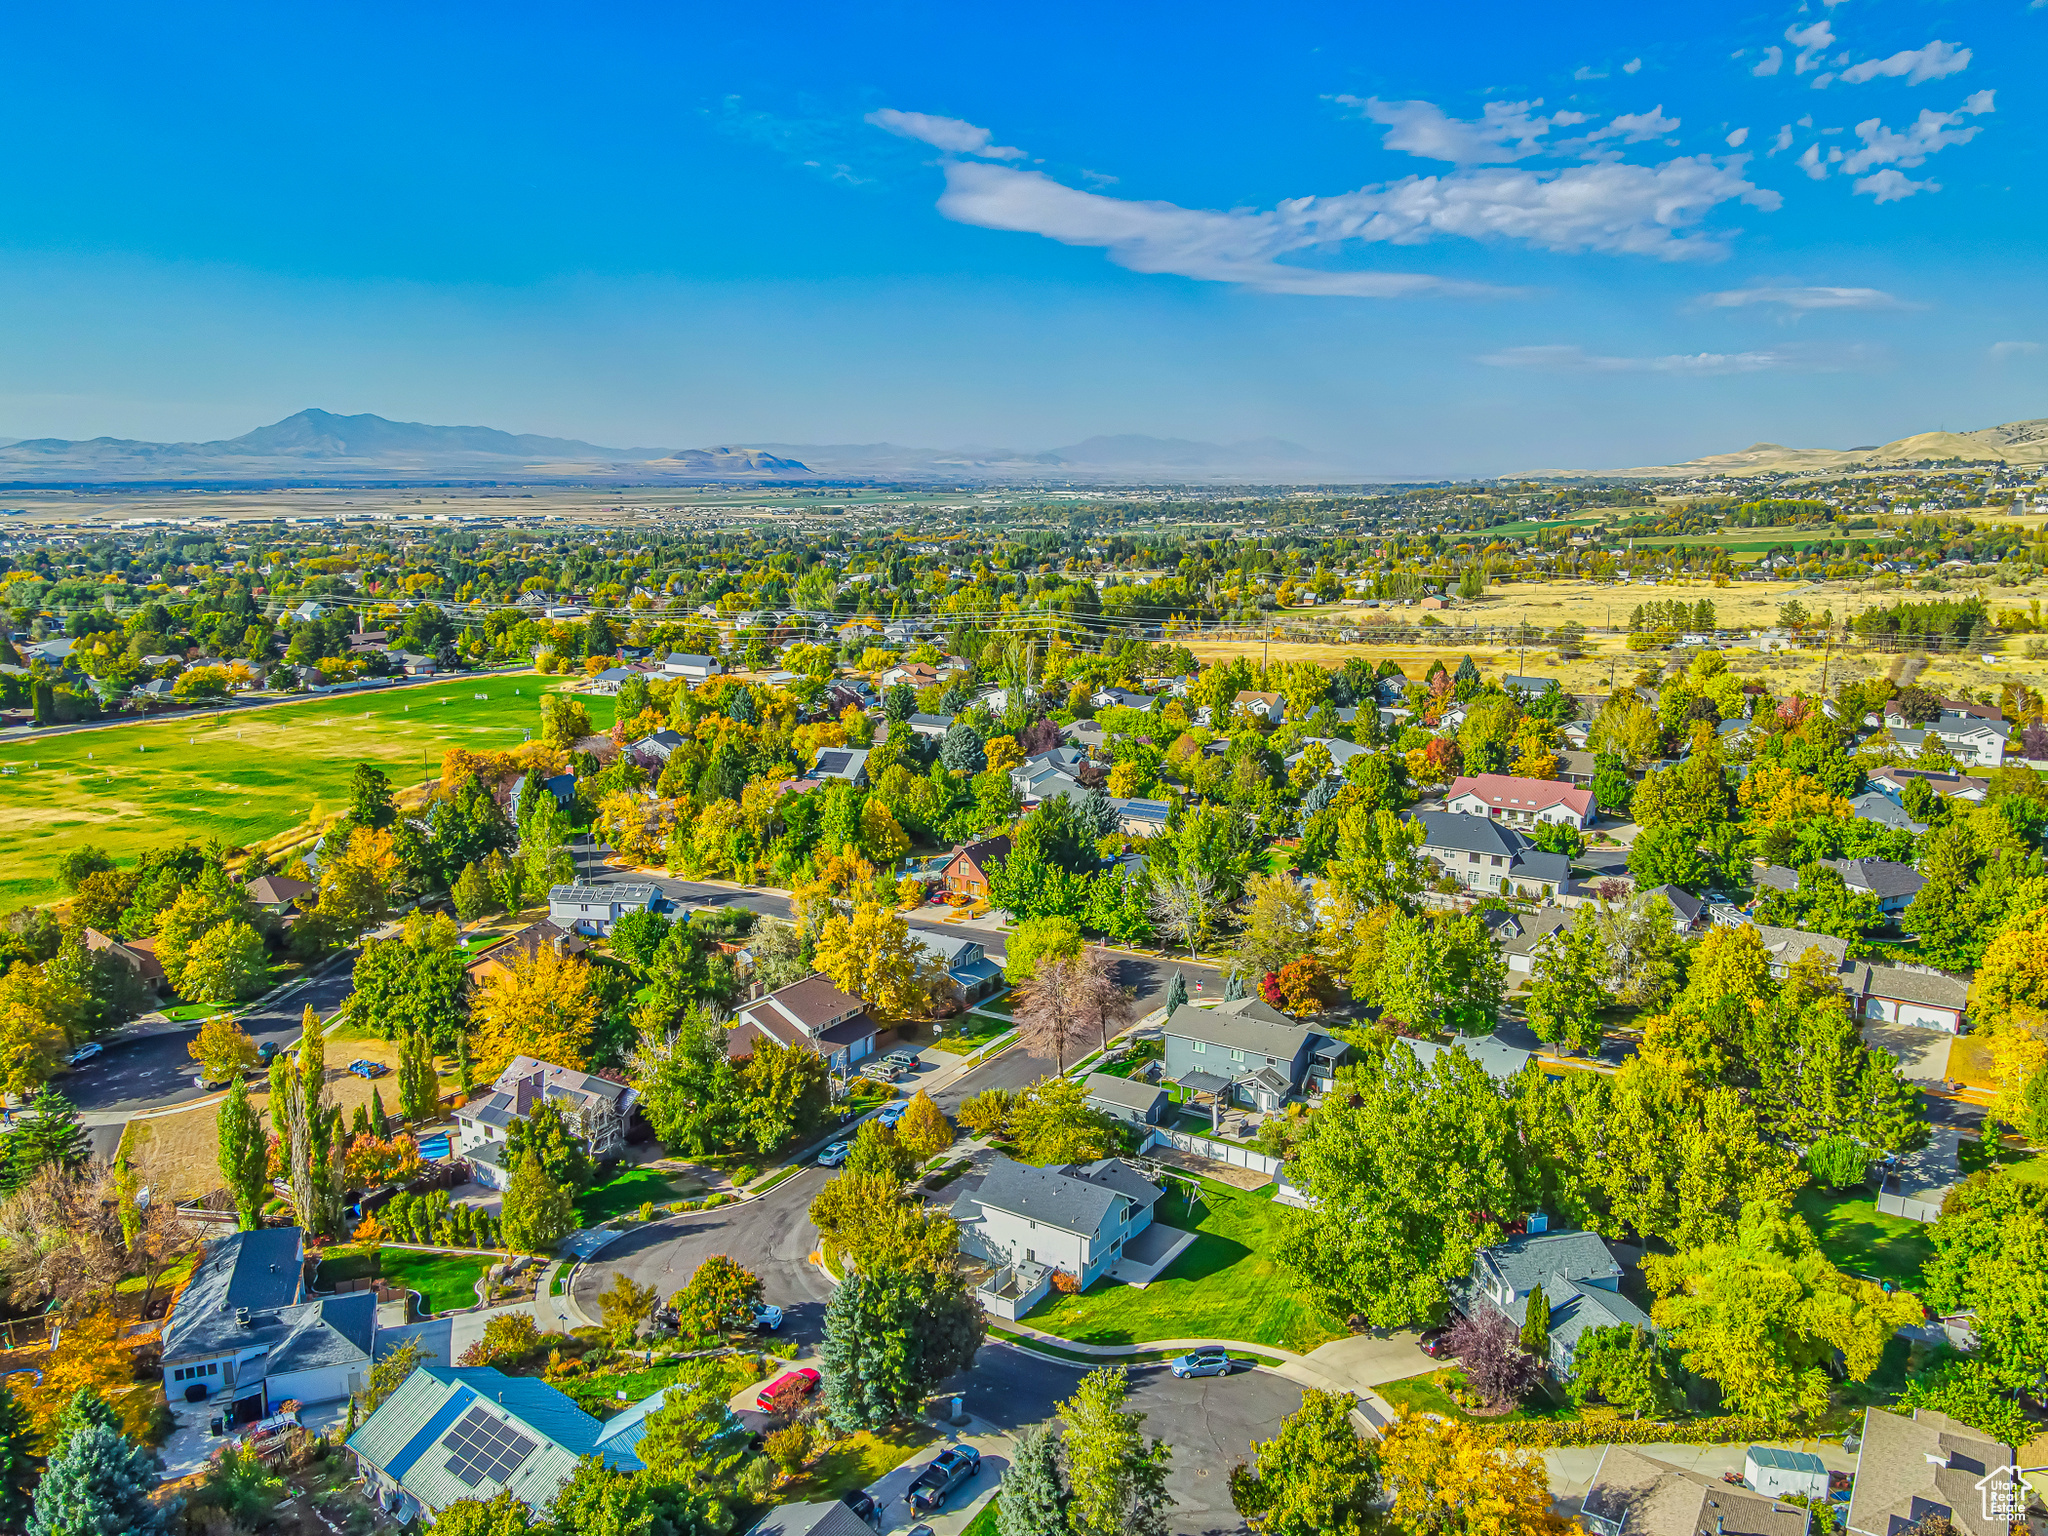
1, 0, 2042, 475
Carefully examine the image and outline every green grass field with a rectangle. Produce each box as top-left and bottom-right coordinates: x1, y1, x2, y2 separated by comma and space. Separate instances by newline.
315, 1246, 495, 1314
0, 673, 613, 904
575, 1167, 699, 1226
1021, 1178, 1346, 1353
1792, 1187, 1937, 1290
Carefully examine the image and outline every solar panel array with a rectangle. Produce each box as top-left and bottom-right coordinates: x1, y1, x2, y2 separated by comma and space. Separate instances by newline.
440, 1405, 538, 1489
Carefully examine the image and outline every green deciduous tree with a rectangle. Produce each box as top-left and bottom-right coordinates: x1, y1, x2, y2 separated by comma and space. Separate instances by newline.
820, 1266, 986, 1430
1919, 1172, 2048, 1380
216, 1075, 269, 1230
1564, 1325, 1678, 1419
1525, 917, 1607, 1056
348, 910, 467, 1047
671, 1255, 762, 1336
500, 1148, 577, 1255
1374, 911, 1504, 1038
1058, 1366, 1175, 1536
1010, 1074, 1114, 1167
1227, 1389, 1381, 1536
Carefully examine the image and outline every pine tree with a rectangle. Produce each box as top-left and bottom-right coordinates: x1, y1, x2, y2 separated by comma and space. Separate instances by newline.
0, 1379, 36, 1535
216, 1075, 270, 1231
1521, 1284, 1552, 1359
499, 1149, 576, 1255
30, 1391, 166, 1536
996, 1424, 1069, 1536
455, 1034, 474, 1098
21, 1088, 90, 1172
351, 1103, 372, 1140
370, 1084, 389, 1136
1163, 971, 1189, 1016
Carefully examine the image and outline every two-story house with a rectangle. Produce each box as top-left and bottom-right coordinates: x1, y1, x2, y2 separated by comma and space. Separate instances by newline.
1754, 857, 1924, 921
938, 835, 1011, 903
908, 928, 1005, 1005
952, 1155, 1169, 1317
1282, 737, 1374, 779
454, 1056, 638, 1188
727, 975, 880, 1073
1452, 1228, 1654, 1382
1161, 998, 1349, 1113
161, 1226, 377, 1421
1884, 711, 2009, 768
1412, 810, 1571, 902
546, 881, 660, 937
1444, 774, 1598, 831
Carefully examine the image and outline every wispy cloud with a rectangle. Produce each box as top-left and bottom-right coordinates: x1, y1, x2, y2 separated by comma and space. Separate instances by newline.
1479, 345, 1787, 375
1990, 341, 2042, 360
1854, 168, 1939, 203
1842, 92, 1994, 174
1840, 40, 1971, 86
1787, 21, 1836, 74
1573, 106, 1681, 147
1623, 58, 1643, 74
1698, 284, 1904, 311
1334, 96, 1586, 164
1768, 124, 1794, 155
1726, 127, 1750, 148
1753, 46, 1784, 77
865, 108, 1024, 160
705, 95, 876, 185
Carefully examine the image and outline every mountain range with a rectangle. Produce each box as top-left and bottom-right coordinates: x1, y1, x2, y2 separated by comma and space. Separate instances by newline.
1528, 416, 2048, 481
0, 410, 1353, 484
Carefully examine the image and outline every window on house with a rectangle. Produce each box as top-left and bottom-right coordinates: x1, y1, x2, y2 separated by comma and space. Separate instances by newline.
1190, 1039, 1206, 1053
1230, 1049, 1244, 1063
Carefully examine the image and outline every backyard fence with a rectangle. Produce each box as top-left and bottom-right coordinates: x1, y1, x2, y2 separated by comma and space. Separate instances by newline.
1141, 1126, 1285, 1179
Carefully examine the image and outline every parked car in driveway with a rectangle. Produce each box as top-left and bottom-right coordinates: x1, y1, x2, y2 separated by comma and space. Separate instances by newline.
907, 1445, 982, 1513
755, 1367, 821, 1412
882, 1050, 920, 1074
67, 1043, 103, 1067
1419, 1327, 1451, 1359
1169, 1347, 1238, 1378
348, 1059, 387, 1079
750, 1302, 784, 1333
817, 1141, 852, 1167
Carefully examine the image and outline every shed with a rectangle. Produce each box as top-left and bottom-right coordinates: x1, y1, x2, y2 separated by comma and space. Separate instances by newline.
1082, 1072, 1170, 1128
1743, 1446, 1827, 1500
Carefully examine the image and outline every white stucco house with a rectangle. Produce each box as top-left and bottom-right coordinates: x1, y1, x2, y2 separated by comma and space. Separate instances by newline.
454, 1056, 639, 1189
952, 1156, 1176, 1318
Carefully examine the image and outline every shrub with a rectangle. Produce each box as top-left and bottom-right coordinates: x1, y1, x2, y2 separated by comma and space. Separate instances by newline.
1804, 1135, 1872, 1192
1443, 1308, 1542, 1408
638, 1200, 655, 1222
731, 1164, 760, 1186
762, 1423, 812, 1474
1049, 1268, 1082, 1295
1463, 1414, 1810, 1449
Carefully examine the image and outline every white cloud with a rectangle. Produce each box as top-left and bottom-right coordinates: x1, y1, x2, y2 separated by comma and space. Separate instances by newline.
864, 108, 1024, 160
1769, 124, 1794, 154
1574, 65, 1608, 81
1753, 46, 1784, 77
1840, 40, 1970, 86
1699, 284, 1903, 310
1854, 168, 1939, 202
1842, 93, 1994, 174
1726, 127, 1751, 148
1788, 21, 1836, 74
1796, 144, 1828, 180
1623, 57, 1643, 74
1579, 106, 1681, 145
924, 148, 1780, 298
1479, 345, 1786, 375
1336, 96, 1586, 164
1990, 341, 2042, 360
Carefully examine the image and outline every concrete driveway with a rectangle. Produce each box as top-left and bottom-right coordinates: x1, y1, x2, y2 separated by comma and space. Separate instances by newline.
1303, 1330, 1436, 1390
1864, 1021, 1954, 1089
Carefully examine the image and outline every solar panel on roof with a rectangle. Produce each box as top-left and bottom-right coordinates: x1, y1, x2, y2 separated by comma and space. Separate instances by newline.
440, 1405, 538, 1488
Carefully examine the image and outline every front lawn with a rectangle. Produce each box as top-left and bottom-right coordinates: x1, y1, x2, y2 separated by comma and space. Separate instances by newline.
316, 1246, 494, 1314
971, 995, 1019, 1019
1377, 1367, 1580, 1425
1960, 1137, 2048, 1185
1021, 1179, 1346, 1353
927, 1013, 1014, 1055
772, 1422, 938, 1505
576, 1168, 694, 1226
1792, 1187, 1936, 1290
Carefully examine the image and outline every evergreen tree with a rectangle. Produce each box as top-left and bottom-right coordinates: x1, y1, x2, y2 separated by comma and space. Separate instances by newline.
1521, 1284, 1551, 1358
20, 1088, 90, 1171
1163, 971, 1189, 1016
351, 1102, 372, 1140
821, 1267, 986, 1431
0, 1378, 35, 1536
216, 1075, 270, 1230
455, 1034, 474, 1098
499, 1149, 576, 1255
503, 1096, 592, 1191
30, 1390, 166, 1536
345, 763, 398, 832
996, 1424, 1069, 1536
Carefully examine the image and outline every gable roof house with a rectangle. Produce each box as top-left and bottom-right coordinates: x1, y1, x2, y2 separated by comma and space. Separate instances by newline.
346, 1366, 707, 1524
1445, 773, 1598, 830
1756, 857, 1925, 918
1580, 1446, 1811, 1536
1885, 712, 2010, 769
660, 652, 722, 681
781, 746, 871, 795
546, 881, 660, 937
1845, 1406, 2031, 1536
1412, 809, 1571, 903
907, 928, 1005, 1004
83, 926, 168, 991
244, 872, 317, 915
1454, 1228, 1654, 1381
1232, 689, 1286, 722
728, 975, 881, 1073
464, 918, 590, 987
1082, 1072, 1171, 1128
454, 1056, 637, 1188
939, 835, 1011, 904
1482, 905, 1577, 978
1161, 997, 1349, 1113
951, 1155, 1174, 1318
629, 729, 687, 767
1282, 737, 1374, 778
162, 1226, 376, 1419
1397, 1033, 1535, 1083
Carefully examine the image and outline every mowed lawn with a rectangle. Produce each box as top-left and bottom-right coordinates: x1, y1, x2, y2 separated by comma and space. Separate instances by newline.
1022, 1179, 1346, 1354
0, 673, 611, 903
1793, 1186, 1937, 1290
316, 1246, 495, 1314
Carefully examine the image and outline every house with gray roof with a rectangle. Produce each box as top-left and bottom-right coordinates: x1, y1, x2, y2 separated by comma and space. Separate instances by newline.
742, 1503, 877, 1536
952, 1155, 1174, 1317
1580, 1446, 1811, 1536
1082, 1071, 1170, 1128
1751, 923, 1850, 976
1455, 1228, 1653, 1381
162, 1226, 376, 1419
1410, 809, 1571, 902
728, 974, 880, 1074
1482, 906, 1575, 978
1847, 961, 1970, 1033
660, 652, 722, 680
1885, 713, 2009, 769
1849, 791, 1927, 834
1161, 998, 1349, 1113
1398, 1033, 1536, 1083
454, 1054, 638, 1186
1756, 858, 1924, 920
1282, 737, 1374, 777
908, 927, 1004, 1004
547, 880, 660, 936
1844, 1406, 2032, 1536
346, 1365, 717, 1522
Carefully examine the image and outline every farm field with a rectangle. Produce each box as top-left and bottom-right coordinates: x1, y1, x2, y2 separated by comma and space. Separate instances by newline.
0, 673, 613, 904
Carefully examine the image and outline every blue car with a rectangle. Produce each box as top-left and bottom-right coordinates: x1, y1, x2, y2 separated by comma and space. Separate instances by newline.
1169, 1347, 1237, 1379
875, 1101, 908, 1127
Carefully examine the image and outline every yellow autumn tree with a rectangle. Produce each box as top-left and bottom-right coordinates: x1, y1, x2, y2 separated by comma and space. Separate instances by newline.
21, 1304, 153, 1447
1378, 1412, 1572, 1536
810, 903, 947, 1019
982, 735, 1024, 775
318, 824, 402, 937
1969, 903, 2048, 1026
857, 798, 910, 866
471, 941, 597, 1077
0, 961, 80, 1097
1735, 762, 1852, 824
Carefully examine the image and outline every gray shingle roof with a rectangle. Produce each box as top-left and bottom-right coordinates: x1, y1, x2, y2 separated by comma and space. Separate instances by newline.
270, 1292, 378, 1374
163, 1227, 305, 1361
1082, 1073, 1169, 1115
1413, 809, 1525, 856
1752, 923, 1849, 972
1583, 1446, 1812, 1536
959, 1155, 1129, 1238
1845, 1407, 2016, 1536
1163, 999, 1315, 1061
1825, 857, 1924, 901
1399, 1034, 1534, 1084
742, 1502, 877, 1536
1851, 962, 1968, 1009
1477, 1229, 1623, 1296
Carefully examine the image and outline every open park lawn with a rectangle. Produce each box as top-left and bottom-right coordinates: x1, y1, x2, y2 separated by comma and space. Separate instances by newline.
0, 673, 612, 904
1792, 1187, 1936, 1290
315, 1245, 494, 1314
1022, 1179, 1346, 1354
575, 1167, 702, 1225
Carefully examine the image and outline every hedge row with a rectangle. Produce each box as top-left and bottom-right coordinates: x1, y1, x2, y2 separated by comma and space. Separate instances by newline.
1461, 1414, 1814, 1449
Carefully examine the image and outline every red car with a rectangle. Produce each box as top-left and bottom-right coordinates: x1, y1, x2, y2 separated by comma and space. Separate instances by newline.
756, 1367, 821, 1412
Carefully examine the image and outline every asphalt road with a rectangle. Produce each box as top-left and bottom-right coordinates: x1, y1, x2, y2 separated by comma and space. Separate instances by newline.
572, 1156, 1298, 1536
67, 964, 356, 1119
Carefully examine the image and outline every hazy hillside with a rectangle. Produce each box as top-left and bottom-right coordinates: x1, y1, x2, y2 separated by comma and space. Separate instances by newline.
740, 433, 1345, 479
1527, 415, 2048, 480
